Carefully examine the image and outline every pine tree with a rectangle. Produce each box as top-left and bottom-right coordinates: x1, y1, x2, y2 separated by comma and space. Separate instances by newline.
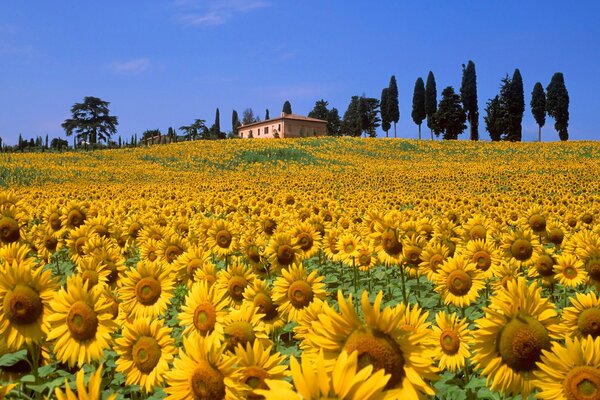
484, 95, 504, 141
308, 99, 329, 120
530, 82, 546, 142
341, 96, 362, 137
460, 61, 479, 141
282, 100, 292, 114
546, 72, 569, 141
380, 88, 390, 137
327, 108, 341, 136
425, 71, 438, 139
411, 77, 426, 140
508, 69, 524, 141
431, 86, 466, 140
387, 76, 400, 138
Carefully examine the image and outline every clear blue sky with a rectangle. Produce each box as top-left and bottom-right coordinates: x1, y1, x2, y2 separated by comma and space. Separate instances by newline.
1, 0, 599, 145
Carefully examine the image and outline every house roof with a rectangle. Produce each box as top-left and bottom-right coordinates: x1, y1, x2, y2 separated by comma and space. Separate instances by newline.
239, 113, 326, 129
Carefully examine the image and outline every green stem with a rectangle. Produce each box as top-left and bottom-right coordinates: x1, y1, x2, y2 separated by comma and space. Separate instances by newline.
399, 266, 408, 304
353, 257, 358, 293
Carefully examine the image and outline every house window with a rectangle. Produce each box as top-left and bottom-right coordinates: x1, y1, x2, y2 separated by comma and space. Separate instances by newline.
258, 128, 261, 135
278, 124, 281, 131
264, 126, 269, 134
241, 132, 244, 138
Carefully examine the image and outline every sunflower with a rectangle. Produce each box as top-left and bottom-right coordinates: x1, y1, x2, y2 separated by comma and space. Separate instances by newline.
419, 242, 450, 282
521, 205, 548, 236
60, 200, 88, 231
215, 259, 257, 308
272, 264, 327, 323
65, 225, 92, 264
243, 279, 284, 333
472, 277, 565, 398
291, 221, 322, 260
266, 232, 303, 273
0, 207, 25, 246
179, 280, 228, 348
54, 364, 117, 400
118, 259, 175, 319
0, 383, 16, 398
355, 241, 377, 271
336, 232, 361, 266
0, 242, 34, 270
545, 218, 565, 247
529, 249, 557, 281
228, 341, 289, 400
534, 335, 600, 400
374, 226, 404, 266
562, 291, 600, 339
240, 234, 268, 275
462, 214, 493, 242
85, 236, 126, 287
139, 238, 161, 262
554, 252, 587, 288
256, 349, 392, 400
294, 297, 328, 348
76, 255, 111, 289
174, 245, 214, 286
322, 228, 342, 263
206, 219, 239, 259
47, 274, 117, 367
501, 228, 540, 268
222, 302, 270, 353
434, 255, 484, 308
138, 224, 169, 244
115, 317, 176, 393
84, 215, 114, 239
0, 259, 58, 351
303, 290, 438, 397
491, 259, 522, 292
429, 312, 471, 372
156, 233, 187, 264
458, 239, 501, 279
164, 335, 238, 400
31, 225, 62, 263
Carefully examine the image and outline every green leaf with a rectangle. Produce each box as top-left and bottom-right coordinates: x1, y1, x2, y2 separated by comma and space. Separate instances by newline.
21, 374, 36, 383
38, 363, 57, 378
0, 349, 28, 367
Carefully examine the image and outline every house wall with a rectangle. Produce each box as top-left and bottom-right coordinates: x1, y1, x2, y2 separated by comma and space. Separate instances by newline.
238, 119, 326, 139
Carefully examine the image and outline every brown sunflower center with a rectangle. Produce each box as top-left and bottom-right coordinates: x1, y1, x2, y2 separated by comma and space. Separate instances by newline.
253, 293, 278, 321
75, 237, 87, 256
498, 315, 550, 372
227, 276, 248, 302
215, 230, 233, 249
263, 219, 277, 235
67, 209, 85, 228
244, 366, 270, 394
224, 321, 255, 350
49, 212, 62, 231
246, 245, 261, 264
276, 244, 295, 266
193, 302, 217, 334
296, 233, 313, 251
132, 336, 162, 374
191, 361, 225, 400
135, 277, 162, 306
548, 228, 564, 245
446, 270, 472, 296
381, 229, 402, 256
511, 239, 534, 261
472, 250, 492, 271
564, 266, 578, 279
3, 284, 43, 325
67, 301, 99, 341
440, 329, 461, 355
404, 246, 421, 264
578, 308, 600, 338
469, 224, 487, 240
528, 214, 547, 232
128, 222, 141, 238
287, 280, 314, 309
0, 216, 20, 244
586, 258, 600, 282
44, 236, 58, 251
563, 366, 600, 400
535, 254, 555, 277
429, 254, 445, 273
165, 245, 183, 263
81, 270, 99, 288
93, 225, 110, 238
358, 253, 372, 267
582, 214, 594, 225
344, 328, 405, 389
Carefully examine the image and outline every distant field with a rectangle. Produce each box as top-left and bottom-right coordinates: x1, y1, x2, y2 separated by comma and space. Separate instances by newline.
1, 137, 600, 399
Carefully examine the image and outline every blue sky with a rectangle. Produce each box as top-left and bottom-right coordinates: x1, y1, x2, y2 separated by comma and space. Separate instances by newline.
1, 0, 599, 145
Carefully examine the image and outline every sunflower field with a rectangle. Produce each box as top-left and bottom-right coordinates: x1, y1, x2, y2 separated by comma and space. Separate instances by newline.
1, 137, 600, 399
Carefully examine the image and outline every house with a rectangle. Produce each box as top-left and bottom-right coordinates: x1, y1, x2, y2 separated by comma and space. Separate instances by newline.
238, 113, 327, 139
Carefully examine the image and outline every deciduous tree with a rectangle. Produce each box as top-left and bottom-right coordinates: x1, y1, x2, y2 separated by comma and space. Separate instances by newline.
431, 86, 466, 140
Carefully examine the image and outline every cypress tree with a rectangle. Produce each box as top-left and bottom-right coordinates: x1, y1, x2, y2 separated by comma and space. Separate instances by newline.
546, 72, 569, 141
411, 77, 426, 140
265, 109, 270, 120
425, 71, 437, 140
341, 96, 362, 137
232, 110, 240, 137
508, 69, 524, 141
282, 100, 292, 114
460, 61, 479, 140
484, 95, 504, 141
387, 76, 400, 138
432, 86, 467, 140
380, 88, 390, 137
214, 108, 221, 138
530, 82, 546, 142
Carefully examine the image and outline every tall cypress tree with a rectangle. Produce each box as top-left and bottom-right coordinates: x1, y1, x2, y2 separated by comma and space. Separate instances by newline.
508, 69, 524, 141
214, 108, 221, 138
387, 76, 400, 138
265, 109, 270, 120
425, 71, 437, 140
546, 72, 569, 141
282, 100, 292, 114
380, 88, 390, 137
530, 82, 546, 142
460, 61, 479, 141
232, 110, 241, 137
411, 77, 426, 140
484, 95, 503, 141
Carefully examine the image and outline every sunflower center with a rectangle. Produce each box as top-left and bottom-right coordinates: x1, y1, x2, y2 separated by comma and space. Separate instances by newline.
224, 321, 255, 350
548, 228, 564, 245
429, 254, 444, 273
49, 212, 62, 231
586, 258, 600, 282
3, 284, 43, 325
81, 270, 99, 288
215, 230, 233, 249
165, 245, 183, 263
0, 216, 20, 244
67, 301, 98, 341
446, 270, 472, 296
93, 225, 110, 238
276, 244, 295, 266
472, 250, 492, 271
243, 366, 270, 390
191, 360, 225, 400
344, 328, 405, 389
128, 222, 141, 238
564, 266, 578, 279
263, 219, 277, 235
247, 245, 261, 264
344, 241, 356, 254
135, 277, 162, 306
44, 236, 58, 251
470, 225, 487, 240
358, 253, 372, 267
563, 366, 600, 400
535, 254, 555, 277
440, 329, 461, 355
582, 214, 594, 224
528, 214, 547, 232
75, 237, 87, 256
510, 239, 534, 261
253, 293, 278, 321
193, 302, 217, 334
498, 315, 550, 372
132, 336, 162, 374
578, 308, 600, 338
404, 246, 421, 264
67, 209, 85, 228
381, 229, 402, 256
228, 276, 248, 301
287, 280, 314, 309
296, 233, 313, 251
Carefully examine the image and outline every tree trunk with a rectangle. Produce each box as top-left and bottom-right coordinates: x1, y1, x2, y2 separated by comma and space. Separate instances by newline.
394, 122, 397, 138
418, 124, 421, 140
538, 125, 541, 143
430, 129, 433, 140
